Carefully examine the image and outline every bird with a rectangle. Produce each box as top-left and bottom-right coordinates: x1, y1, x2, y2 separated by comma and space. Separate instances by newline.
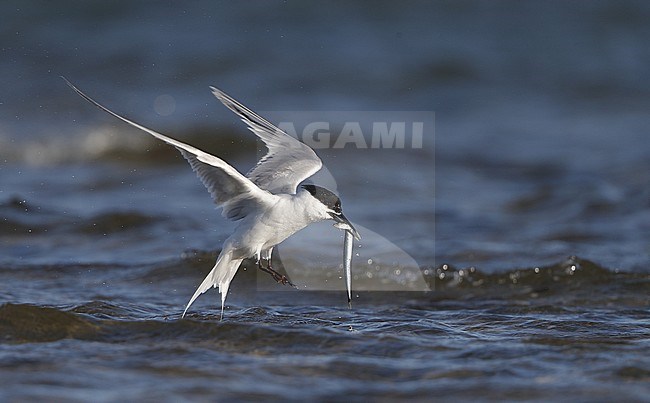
63, 78, 360, 318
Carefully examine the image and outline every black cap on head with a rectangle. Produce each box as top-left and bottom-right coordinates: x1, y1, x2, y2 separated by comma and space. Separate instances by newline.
301, 184, 341, 213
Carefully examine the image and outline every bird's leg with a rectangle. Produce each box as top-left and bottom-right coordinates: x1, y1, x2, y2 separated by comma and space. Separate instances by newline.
257, 258, 295, 288
267, 259, 296, 288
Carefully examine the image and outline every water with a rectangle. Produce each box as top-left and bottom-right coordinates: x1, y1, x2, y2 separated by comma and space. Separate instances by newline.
1, 1, 649, 401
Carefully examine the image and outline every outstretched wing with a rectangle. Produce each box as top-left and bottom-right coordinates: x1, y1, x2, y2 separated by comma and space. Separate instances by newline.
211, 87, 322, 195
64, 78, 277, 220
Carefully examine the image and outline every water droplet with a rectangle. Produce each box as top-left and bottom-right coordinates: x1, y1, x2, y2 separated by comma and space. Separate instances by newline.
154, 94, 176, 116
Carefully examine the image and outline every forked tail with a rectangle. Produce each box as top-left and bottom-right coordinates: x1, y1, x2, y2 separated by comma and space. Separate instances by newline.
182, 249, 244, 319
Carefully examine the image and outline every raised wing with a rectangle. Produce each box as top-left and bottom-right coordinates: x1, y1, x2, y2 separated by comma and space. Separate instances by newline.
211, 87, 322, 195
64, 78, 276, 220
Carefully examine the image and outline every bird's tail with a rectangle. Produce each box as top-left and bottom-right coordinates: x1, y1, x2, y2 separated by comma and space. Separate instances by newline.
182, 248, 243, 319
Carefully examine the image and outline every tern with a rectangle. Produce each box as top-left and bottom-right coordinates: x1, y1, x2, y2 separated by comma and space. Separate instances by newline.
64, 78, 360, 318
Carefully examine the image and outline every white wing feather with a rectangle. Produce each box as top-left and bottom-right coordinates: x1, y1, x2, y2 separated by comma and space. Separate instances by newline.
63, 78, 277, 220
210, 87, 322, 195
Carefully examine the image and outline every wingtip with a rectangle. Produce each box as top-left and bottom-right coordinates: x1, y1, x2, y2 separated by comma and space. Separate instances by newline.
209, 86, 226, 99
61, 77, 94, 104
61, 76, 76, 90
210, 87, 242, 110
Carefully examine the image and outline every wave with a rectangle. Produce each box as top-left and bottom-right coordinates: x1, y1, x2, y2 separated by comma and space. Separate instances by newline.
0, 125, 255, 166
0, 302, 347, 346
0, 303, 99, 343
1, 256, 647, 346
1, 192, 167, 235
418, 256, 650, 308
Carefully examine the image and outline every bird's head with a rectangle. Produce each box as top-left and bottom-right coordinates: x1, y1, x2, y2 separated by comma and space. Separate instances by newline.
301, 184, 361, 240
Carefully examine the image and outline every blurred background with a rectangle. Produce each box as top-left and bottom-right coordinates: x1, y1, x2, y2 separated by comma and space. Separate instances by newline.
2, 0, 648, 272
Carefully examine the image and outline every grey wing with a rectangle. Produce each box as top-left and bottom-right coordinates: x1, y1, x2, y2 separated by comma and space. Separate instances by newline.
64, 78, 277, 220
211, 87, 322, 195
